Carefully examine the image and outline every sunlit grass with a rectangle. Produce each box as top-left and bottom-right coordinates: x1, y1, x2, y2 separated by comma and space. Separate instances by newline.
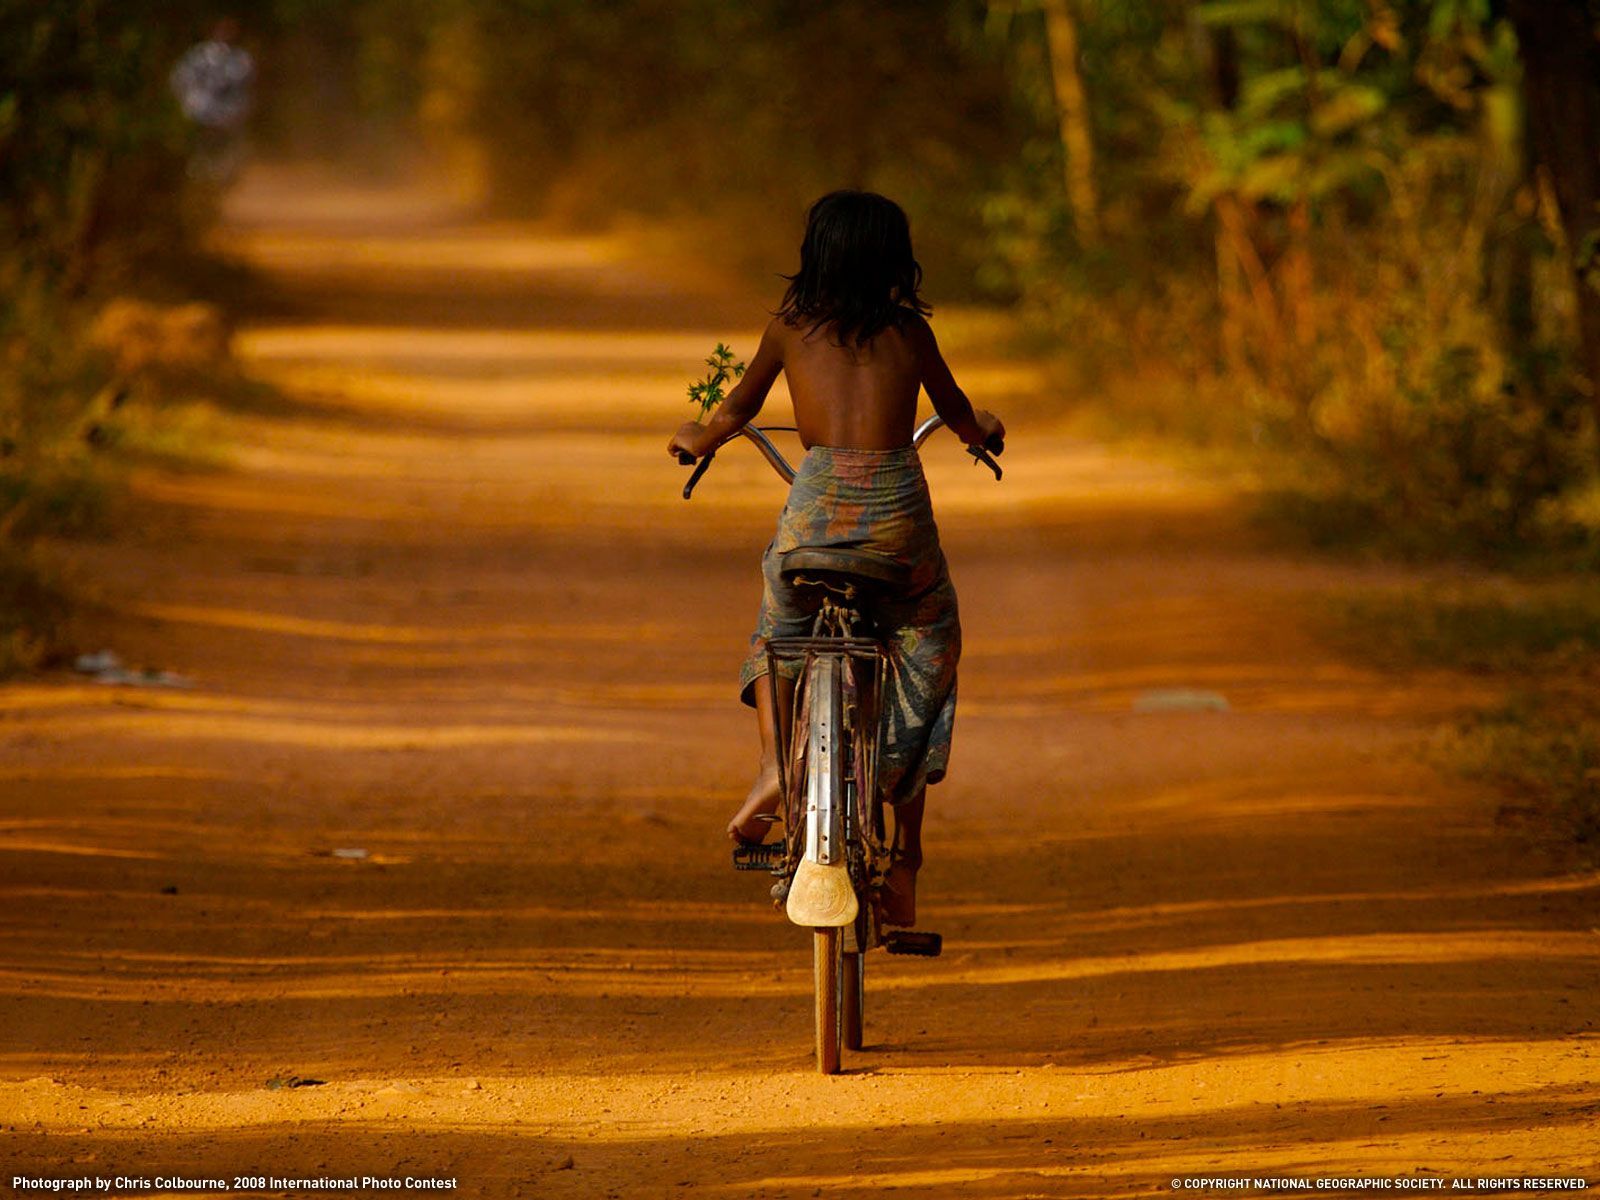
1441, 693, 1600, 853
94, 394, 234, 472
0, 450, 117, 541
1322, 581, 1600, 859
0, 543, 71, 677
1329, 581, 1600, 672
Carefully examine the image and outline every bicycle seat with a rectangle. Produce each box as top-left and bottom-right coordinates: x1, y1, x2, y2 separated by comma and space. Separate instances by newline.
780, 547, 911, 592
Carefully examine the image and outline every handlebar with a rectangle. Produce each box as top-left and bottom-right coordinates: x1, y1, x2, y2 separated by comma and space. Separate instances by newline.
679, 415, 1001, 500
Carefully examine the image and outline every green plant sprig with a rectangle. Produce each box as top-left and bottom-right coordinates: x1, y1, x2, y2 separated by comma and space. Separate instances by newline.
687, 343, 746, 419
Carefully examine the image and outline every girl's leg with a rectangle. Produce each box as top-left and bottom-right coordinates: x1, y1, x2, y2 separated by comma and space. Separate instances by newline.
880, 786, 925, 927
727, 670, 795, 843
891, 788, 925, 867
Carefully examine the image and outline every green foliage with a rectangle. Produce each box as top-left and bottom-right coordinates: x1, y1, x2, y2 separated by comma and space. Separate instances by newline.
0, 454, 114, 543
1001, 0, 1598, 559
0, 283, 120, 543
0, 4, 211, 294
269, 0, 1029, 288
1326, 580, 1600, 855
1446, 692, 1600, 854
1, 3, 223, 494
0, 543, 70, 678
94, 395, 231, 472
687, 344, 746, 420
1328, 583, 1600, 671
0, 2, 249, 671
1243, 123, 1594, 557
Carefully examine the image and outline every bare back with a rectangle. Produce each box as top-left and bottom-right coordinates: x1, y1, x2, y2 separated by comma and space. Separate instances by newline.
729, 312, 981, 451
669, 309, 994, 463
776, 318, 923, 450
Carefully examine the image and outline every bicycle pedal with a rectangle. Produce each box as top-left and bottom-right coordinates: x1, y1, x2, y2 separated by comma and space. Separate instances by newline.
732, 843, 785, 872
883, 930, 942, 957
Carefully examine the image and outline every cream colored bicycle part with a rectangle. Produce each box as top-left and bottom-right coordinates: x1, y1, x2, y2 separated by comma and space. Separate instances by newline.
785, 655, 859, 928
786, 857, 859, 926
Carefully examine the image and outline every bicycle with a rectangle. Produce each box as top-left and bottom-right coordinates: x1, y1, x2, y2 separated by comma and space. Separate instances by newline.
679, 415, 1001, 1073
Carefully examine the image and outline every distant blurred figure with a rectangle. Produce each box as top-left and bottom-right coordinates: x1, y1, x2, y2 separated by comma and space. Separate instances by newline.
170, 18, 255, 185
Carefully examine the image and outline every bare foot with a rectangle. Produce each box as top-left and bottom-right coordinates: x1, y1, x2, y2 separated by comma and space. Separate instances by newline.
879, 853, 920, 927
726, 759, 780, 843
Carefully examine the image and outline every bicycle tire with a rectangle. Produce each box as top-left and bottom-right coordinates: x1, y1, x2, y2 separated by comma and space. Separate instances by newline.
799, 638, 860, 1074
814, 927, 841, 1073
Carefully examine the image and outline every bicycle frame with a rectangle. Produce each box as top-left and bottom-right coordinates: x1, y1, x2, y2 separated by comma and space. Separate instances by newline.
705, 417, 987, 938
684, 409, 998, 1071
766, 633, 887, 932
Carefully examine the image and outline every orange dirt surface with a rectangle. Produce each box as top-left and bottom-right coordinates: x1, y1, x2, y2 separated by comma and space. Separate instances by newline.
3, 166, 1596, 1198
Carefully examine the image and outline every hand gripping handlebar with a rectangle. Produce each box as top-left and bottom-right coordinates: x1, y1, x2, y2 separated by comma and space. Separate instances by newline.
679, 416, 1001, 500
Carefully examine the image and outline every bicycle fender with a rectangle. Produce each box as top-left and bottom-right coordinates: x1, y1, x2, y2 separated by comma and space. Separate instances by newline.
785, 858, 859, 927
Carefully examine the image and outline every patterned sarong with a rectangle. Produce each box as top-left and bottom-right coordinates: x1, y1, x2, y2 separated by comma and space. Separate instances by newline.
740, 445, 960, 806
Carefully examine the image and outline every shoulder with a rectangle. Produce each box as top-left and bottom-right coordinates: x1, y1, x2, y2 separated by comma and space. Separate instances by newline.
759, 316, 793, 353
899, 311, 937, 354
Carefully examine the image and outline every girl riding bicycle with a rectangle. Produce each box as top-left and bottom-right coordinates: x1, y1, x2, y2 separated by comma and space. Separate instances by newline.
666, 190, 1004, 926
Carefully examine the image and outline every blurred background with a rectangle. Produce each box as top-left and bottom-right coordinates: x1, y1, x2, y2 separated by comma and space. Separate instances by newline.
4, 0, 1600, 660
5, 7, 1600, 1174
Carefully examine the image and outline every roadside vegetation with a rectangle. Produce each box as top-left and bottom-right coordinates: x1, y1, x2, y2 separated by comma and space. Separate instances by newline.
1, 6, 250, 674
1325, 581, 1600, 859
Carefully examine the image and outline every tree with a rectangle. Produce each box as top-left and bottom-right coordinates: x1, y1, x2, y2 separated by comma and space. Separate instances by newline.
1508, 0, 1600, 426
1041, 0, 1101, 244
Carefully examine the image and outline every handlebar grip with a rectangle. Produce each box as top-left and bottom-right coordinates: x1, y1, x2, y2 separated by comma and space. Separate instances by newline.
985, 433, 1005, 456
966, 444, 1003, 481
681, 450, 715, 500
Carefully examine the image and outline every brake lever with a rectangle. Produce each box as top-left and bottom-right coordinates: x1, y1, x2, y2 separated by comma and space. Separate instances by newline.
966, 444, 1003, 481
681, 449, 715, 499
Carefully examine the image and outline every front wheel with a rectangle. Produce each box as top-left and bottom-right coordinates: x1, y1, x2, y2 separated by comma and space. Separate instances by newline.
813, 927, 841, 1074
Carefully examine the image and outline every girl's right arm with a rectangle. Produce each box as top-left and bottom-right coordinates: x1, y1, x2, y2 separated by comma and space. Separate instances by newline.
910, 317, 1004, 449
667, 321, 785, 460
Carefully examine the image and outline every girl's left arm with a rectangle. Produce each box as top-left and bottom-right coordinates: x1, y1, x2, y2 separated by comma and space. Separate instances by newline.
667, 321, 784, 459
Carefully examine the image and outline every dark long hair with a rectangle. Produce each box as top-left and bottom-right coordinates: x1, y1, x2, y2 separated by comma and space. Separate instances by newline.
775, 190, 931, 347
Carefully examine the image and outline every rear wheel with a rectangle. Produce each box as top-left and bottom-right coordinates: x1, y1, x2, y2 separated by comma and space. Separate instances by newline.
813, 927, 841, 1074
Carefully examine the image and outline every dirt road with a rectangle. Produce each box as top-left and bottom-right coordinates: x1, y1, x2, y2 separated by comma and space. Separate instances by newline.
4, 168, 1596, 1197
